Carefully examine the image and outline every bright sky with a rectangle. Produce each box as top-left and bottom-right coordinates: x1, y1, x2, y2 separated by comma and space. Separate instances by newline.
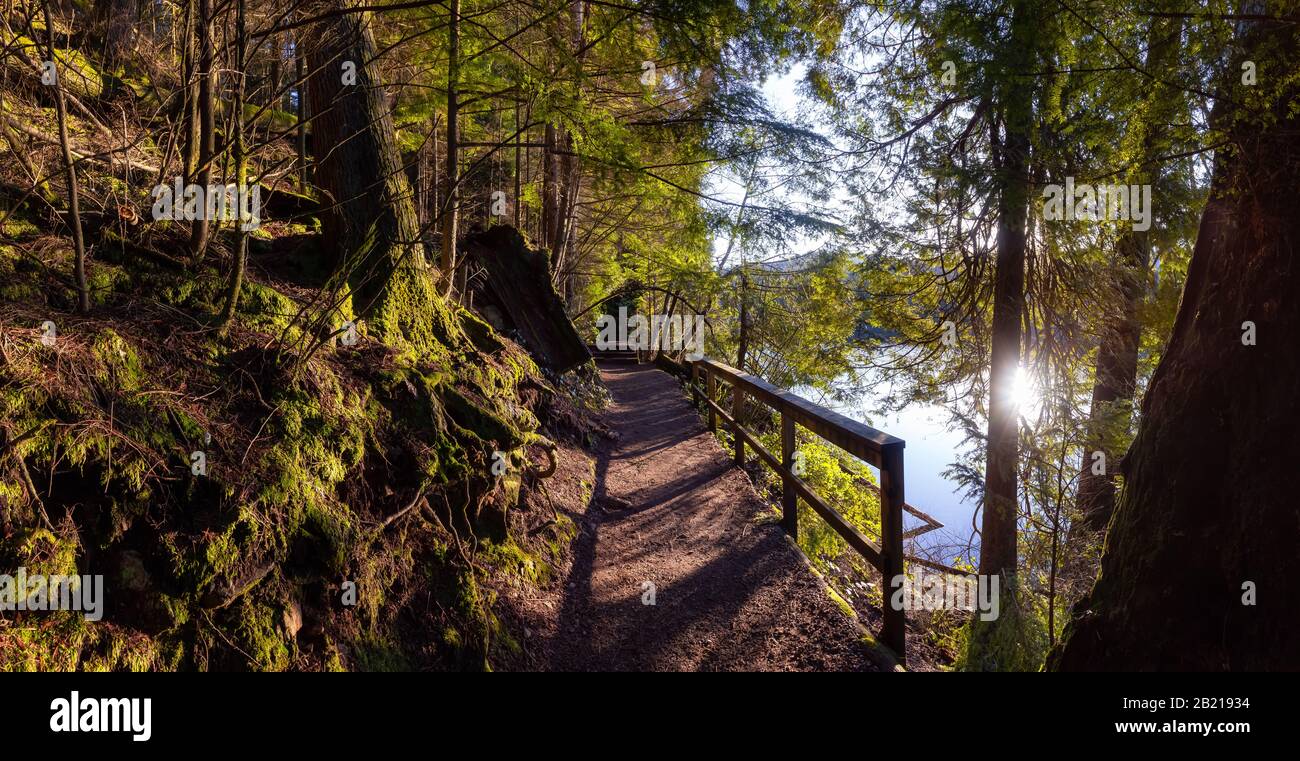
705, 64, 831, 266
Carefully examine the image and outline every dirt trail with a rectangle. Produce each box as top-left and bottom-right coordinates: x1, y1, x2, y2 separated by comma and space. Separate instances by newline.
542, 358, 881, 671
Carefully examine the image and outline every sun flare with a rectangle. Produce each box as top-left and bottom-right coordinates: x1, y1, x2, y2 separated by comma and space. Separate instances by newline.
1011, 365, 1040, 413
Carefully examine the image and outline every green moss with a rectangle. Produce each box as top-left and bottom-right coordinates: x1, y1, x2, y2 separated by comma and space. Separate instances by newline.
373, 365, 475, 484
0, 31, 104, 99
492, 621, 521, 659
301, 502, 354, 575
0, 613, 175, 672
170, 407, 207, 444
88, 263, 131, 306
156, 271, 219, 311
237, 280, 301, 336
242, 102, 297, 131
365, 260, 459, 363
544, 514, 578, 566
1, 527, 79, 579
479, 538, 550, 586
432, 564, 493, 668
159, 594, 191, 629
826, 586, 856, 620
458, 308, 505, 354
200, 371, 370, 592
0, 614, 83, 670
82, 630, 163, 672
1, 216, 39, 237
91, 329, 146, 393
352, 635, 411, 671
441, 385, 527, 449
202, 522, 249, 585
320, 637, 347, 671
0, 243, 44, 301
0, 177, 561, 672
230, 597, 292, 671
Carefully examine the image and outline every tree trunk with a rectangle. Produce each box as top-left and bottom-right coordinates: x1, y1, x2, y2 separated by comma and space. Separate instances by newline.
181, 0, 198, 182
268, 32, 283, 108
295, 30, 308, 188
978, 0, 1035, 582
188, 0, 215, 259
1075, 264, 1141, 526
218, 0, 248, 333
551, 0, 587, 300
440, 0, 460, 289
542, 123, 559, 250
413, 136, 428, 228
42, 0, 89, 314
306, 1, 441, 347
962, 1, 1041, 671
551, 141, 578, 290
1076, 9, 1183, 530
430, 117, 440, 228
735, 270, 749, 371
514, 100, 522, 229
1050, 15, 1300, 671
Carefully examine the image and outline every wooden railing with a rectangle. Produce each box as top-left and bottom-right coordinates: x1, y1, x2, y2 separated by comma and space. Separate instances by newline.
681, 357, 909, 664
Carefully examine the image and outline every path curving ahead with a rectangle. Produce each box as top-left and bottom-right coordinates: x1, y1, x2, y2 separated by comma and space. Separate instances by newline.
543, 358, 881, 671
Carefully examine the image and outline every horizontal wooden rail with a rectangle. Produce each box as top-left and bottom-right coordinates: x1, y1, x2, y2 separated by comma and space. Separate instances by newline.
694, 360, 903, 467
903, 554, 978, 578
683, 357, 908, 664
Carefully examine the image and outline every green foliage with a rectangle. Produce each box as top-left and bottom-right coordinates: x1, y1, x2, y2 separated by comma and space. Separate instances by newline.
959, 576, 1050, 672
751, 427, 881, 584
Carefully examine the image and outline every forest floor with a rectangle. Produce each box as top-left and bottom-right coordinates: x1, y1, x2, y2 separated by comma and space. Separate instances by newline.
527, 358, 887, 671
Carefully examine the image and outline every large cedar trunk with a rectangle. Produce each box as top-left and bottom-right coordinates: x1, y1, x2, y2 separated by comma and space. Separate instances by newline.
1050, 16, 1300, 671
306, 4, 423, 311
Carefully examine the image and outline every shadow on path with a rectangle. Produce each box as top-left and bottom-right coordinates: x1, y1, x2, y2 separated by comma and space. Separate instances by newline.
544, 359, 879, 671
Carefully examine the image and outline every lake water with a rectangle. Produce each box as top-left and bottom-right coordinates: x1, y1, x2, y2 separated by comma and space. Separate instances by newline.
799, 379, 982, 562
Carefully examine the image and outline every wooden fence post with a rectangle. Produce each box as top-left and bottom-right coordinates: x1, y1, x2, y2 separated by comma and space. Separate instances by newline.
706, 370, 716, 432
732, 384, 745, 466
879, 441, 907, 664
781, 410, 797, 538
